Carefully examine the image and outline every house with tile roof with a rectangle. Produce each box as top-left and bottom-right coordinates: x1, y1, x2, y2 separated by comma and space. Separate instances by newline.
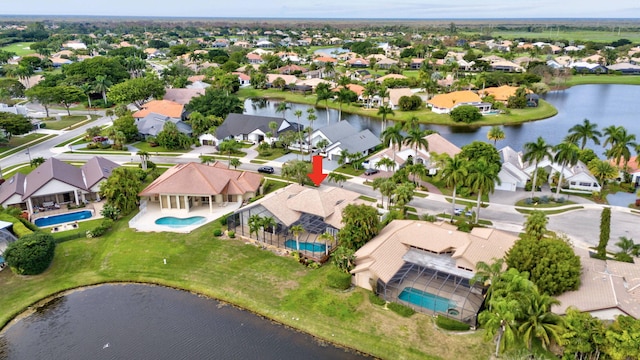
427, 90, 491, 114
478, 85, 530, 104
163, 88, 205, 105
351, 220, 517, 324
610, 155, 640, 186
139, 162, 262, 213
132, 100, 185, 120
387, 88, 415, 110
207, 113, 301, 146
0, 157, 119, 214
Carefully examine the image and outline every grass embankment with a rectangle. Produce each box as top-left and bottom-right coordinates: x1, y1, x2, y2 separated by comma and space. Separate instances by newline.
564, 74, 640, 87
237, 88, 558, 126
0, 219, 490, 360
0, 134, 55, 159
41, 115, 97, 131
485, 29, 640, 43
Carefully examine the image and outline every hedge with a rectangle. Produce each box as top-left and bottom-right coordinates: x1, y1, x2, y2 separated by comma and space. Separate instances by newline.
4, 232, 56, 275
435, 315, 471, 331
368, 292, 386, 306
388, 302, 415, 317
0, 213, 33, 238
327, 270, 352, 290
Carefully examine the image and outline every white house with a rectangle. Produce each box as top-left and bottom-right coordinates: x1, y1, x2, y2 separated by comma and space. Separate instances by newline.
207, 113, 300, 145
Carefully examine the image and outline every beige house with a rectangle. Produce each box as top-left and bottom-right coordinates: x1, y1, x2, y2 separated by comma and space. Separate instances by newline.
351, 220, 517, 325
139, 162, 262, 213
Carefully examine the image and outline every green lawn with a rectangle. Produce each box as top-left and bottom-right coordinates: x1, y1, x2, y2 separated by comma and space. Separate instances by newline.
42, 115, 94, 131
516, 206, 584, 215
482, 29, 640, 43
256, 148, 299, 160
565, 74, 640, 87
131, 141, 191, 154
0, 134, 53, 159
333, 165, 365, 176
0, 219, 491, 360
358, 195, 377, 202
0, 42, 35, 56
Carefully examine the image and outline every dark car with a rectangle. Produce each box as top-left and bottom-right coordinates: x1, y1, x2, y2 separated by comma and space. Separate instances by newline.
364, 168, 379, 176
257, 166, 275, 174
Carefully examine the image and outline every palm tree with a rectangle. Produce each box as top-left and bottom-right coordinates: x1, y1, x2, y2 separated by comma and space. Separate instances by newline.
602, 125, 623, 150
478, 299, 519, 357
268, 121, 279, 143
372, 177, 396, 209
80, 83, 94, 110
604, 126, 637, 170
377, 86, 389, 106
338, 149, 351, 167
377, 104, 395, 133
293, 109, 303, 154
219, 139, 241, 168
335, 88, 354, 121
440, 155, 469, 221
248, 214, 262, 240
407, 163, 427, 186
327, 172, 348, 187
375, 157, 396, 172
318, 231, 335, 256
518, 289, 563, 350
470, 258, 505, 308
615, 236, 640, 257
468, 158, 500, 224
403, 127, 429, 159
275, 101, 291, 120
588, 159, 618, 190
261, 216, 276, 243
553, 141, 580, 200
487, 126, 505, 146
393, 182, 416, 214
230, 158, 241, 169
138, 150, 150, 170
363, 82, 378, 109
523, 137, 552, 199
306, 109, 317, 161
566, 118, 602, 150
94, 75, 112, 104
381, 123, 404, 162
315, 82, 332, 124
290, 224, 305, 251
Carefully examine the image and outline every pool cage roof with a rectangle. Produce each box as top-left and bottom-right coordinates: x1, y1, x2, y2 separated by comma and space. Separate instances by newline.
377, 261, 486, 326
229, 205, 336, 236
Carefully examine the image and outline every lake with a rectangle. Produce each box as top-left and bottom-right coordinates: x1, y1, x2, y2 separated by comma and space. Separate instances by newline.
246, 84, 640, 156
0, 284, 368, 360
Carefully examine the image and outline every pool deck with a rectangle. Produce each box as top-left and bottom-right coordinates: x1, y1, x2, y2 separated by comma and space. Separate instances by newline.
129, 201, 241, 233
31, 202, 104, 226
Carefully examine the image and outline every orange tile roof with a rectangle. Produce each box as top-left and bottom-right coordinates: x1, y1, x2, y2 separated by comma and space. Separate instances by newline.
132, 100, 184, 119
478, 85, 530, 102
314, 56, 337, 63
610, 155, 639, 172
332, 84, 365, 96
427, 90, 482, 110
139, 162, 262, 197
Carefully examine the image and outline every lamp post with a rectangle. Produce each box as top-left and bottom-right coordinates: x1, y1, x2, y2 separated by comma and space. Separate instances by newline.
26, 147, 32, 164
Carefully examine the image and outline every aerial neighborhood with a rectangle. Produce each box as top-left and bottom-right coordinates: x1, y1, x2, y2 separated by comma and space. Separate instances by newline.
1, 18, 640, 359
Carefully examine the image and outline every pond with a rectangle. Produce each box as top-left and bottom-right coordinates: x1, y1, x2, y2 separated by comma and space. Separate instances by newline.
0, 284, 368, 360
246, 84, 640, 155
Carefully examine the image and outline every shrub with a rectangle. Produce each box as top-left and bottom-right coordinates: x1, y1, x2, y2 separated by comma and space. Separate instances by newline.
369, 292, 386, 306
450, 105, 482, 123
4, 232, 56, 275
388, 302, 415, 317
18, 217, 39, 232
213, 228, 223, 237
86, 219, 113, 238
228, 230, 235, 238
539, 195, 550, 204
556, 197, 566, 203
0, 213, 32, 238
435, 315, 471, 331
327, 270, 352, 290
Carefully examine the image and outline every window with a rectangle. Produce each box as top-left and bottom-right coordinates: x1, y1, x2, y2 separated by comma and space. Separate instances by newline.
579, 182, 591, 187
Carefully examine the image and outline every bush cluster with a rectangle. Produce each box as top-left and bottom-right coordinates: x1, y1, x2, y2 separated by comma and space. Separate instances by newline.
4, 232, 56, 275
86, 219, 114, 238
227, 231, 235, 238
435, 315, 471, 331
213, 229, 223, 237
368, 292, 386, 306
327, 270, 352, 290
387, 302, 415, 317
0, 213, 33, 238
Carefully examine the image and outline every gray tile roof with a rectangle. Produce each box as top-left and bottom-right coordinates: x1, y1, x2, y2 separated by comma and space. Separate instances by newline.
136, 113, 192, 137
0, 173, 25, 204
82, 156, 120, 189
314, 121, 359, 143
326, 129, 381, 154
215, 113, 292, 139
23, 158, 86, 199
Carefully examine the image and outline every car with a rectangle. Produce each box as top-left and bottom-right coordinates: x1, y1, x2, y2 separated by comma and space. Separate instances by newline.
465, 210, 474, 217
364, 168, 379, 176
454, 208, 463, 216
257, 166, 274, 174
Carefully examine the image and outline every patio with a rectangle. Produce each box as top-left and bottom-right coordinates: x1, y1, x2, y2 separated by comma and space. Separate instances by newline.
129, 200, 241, 233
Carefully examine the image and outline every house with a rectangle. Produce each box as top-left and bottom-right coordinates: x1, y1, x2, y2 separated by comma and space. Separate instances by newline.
479, 85, 530, 104
227, 184, 364, 256
246, 53, 263, 64
490, 60, 524, 72
63, 41, 87, 50
495, 146, 530, 192
387, 88, 415, 110
410, 58, 425, 70
427, 90, 491, 114
135, 113, 192, 138
346, 58, 369, 68
553, 247, 640, 320
375, 57, 399, 69
366, 133, 460, 175
0, 103, 28, 116
209, 113, 300, 145
309, 121, 359, 148
256, 40, 274, 48
163, 88, 205, 105
571, 61, 608, 74
0, 157, 119, 214
607, 62, 640, 75
277, 64, 308, 75
316, 122, 380, 162
232, 72, 251, 86
610, 156, 640, 185
139, 162, 262, 213
266, 74, 298, 87
351, 220, 518, 324
132, 100, 185, 120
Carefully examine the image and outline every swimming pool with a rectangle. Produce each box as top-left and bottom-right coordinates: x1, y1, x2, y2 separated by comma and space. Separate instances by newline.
155, 216, 206, 228
398, 287, 456, 314
34, 210, 93, 227
284, 239, 327, 253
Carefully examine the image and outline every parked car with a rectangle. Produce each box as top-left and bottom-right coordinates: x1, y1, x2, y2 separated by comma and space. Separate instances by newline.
257, 166, 274, 174
454, 208, 463, 216
364, 168, 379, 176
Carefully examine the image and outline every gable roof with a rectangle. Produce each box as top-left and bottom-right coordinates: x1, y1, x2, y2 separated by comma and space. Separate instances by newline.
427, 90, 482, 110
81, 156, 121, 189
424, 133, 461, 157
216, 113, 290, 139
313, 121, 359, 143
327, 129, 381, 154
163, 88, 206, 105
136, 113, 192, 137
23, 158, 87, 199
139, 162, 262, 197
0, 173, 26, 204
132, 100, 184, 119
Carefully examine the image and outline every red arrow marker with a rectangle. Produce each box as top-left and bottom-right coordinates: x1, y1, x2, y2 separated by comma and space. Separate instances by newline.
307, 155, 328, 186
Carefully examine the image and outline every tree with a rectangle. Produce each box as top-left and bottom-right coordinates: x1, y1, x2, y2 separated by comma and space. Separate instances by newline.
450, 105, 482, 123
186, 88, 243, 119
470, 258, 505, 308
188, 111, 216, 137
30, 156, 46, 168
588, 158, 618, 190
604, 315, 640, 360
315, 82, 332, 124
376, 157, 396, 172
372, 177, 396, 209
393, 182, 416, 214
517, 288, 563, 350
331, 245, 356, 273
218, 139, 242, 168
94, 75, 112, 104
248, 214, 262, 240
553, 141, 580, 200
157, 122, 191, 150
306, 109, 317, 161
335, 88, 357, 121
229, 158, 241, 169
4, 232, 56, 275
381, 122, 404, 162
561, 308, 607, 360
272, 77, 286, 90
275, 101, 291, 120
403, 127, 429, 159
478, 299, 519, 356
290, 224, 305, 251
138, 150, 150, 171
467, 158, 500, 224
523, 211, 548, 241
506, 235, 582, 295
261, 216, 276, 242
440, 155, 469, 221
459, 141, 502, 170
487, 126, 505, 146
112, 114, 139, 142
108, 76, 165, 109
281, 160, 311, 185
62, 56, 130, 86
99, 167, 144, 215
566, 118, 602, 150
0, 113, 33, 138
338, 204, 380, 250
25, 85, 56, 117
597, 207, 611, 259
523, 137, 552, 199
327, 172, 348, 187
377, 104, 395, 133
603, 126, 637, 170
506, 87, 528, 109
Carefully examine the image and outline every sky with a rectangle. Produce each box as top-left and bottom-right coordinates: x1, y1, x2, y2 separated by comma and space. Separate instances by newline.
4, 0, 640, 19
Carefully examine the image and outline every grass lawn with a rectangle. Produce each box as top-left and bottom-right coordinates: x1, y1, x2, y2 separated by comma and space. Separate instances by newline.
483, 29, 640, 43
262, 179, 289, 194
516, 206, 584, 215
0, 42, 35, 56
0, 134, 53, 159
131, 142, 191, 154
358, 195, 377, 202
250, 159, 268, 164
237, 88, 558, 126
0, 219, 491, 360
42, 115, 93, 131
565, 74, 640, 87
334, 165, 365, 176
256, 148, 298, 160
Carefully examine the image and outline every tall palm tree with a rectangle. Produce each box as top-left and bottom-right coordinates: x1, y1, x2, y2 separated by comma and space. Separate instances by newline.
523, 137, 552, 199
377, 104, 395, 133
318, 231, 335, 256
275, 101, 291, 120
261, 216, 277, 243
315, 82, 332, 124
602, 125, 623, 150
381, 123, 404, 162
94, 75, 112, 104
80, 83, 94, 110
335, 88, 354, 121
487, 126, 506, 146
403, 127, 429, 159
375, 157, 396, 172
372, 177, 396, 209
248, 214, 262, 240
566, 118, 602, 150
393, 182, 416, 214
467, 158, 500, 224
293, 109, 303, 154
327, 172, 348, 187
588, 159, 618, 190
553, 141, 580, 200
306, 109, 317, 161
604, 127, 637, 170
518, 289, 563, 350
138, 150, 150, 171
290, 224, 305, 251
470, 258, 505, 308
440, 155, 469, 221
478, 299, 519, 357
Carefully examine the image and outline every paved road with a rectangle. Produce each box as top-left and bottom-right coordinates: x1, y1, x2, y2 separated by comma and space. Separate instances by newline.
5, 102, 638, 250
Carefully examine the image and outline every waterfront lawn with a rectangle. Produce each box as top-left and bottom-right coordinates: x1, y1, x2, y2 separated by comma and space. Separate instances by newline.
565, 74, 640, 87
0, 219, 491, 360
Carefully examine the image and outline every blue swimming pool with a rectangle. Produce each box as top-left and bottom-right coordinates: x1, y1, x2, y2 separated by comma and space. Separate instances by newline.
155, 216, 206, 228
284, 239, 327, 253
398, 287, 456, 314
34, 210, 93, 227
